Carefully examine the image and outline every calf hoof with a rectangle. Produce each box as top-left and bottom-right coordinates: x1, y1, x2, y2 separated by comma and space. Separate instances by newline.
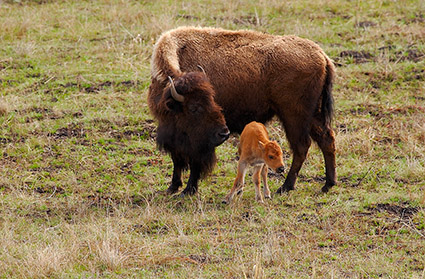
222, 195, 233, 204
256, 198, 265, 204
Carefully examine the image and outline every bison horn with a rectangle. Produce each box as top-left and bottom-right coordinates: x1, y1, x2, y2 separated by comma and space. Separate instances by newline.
168, 76, 184, 102
197, 65, 206, 75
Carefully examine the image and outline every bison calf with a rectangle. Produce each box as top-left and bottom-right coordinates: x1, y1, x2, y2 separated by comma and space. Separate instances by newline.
225, 122, 285, 203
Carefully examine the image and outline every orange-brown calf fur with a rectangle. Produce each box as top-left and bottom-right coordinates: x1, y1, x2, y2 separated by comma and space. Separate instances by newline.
225, 122, 285, 203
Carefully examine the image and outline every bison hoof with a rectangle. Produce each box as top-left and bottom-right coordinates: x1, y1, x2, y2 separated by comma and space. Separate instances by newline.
321, 180, 336, 193
321, 183, 335, 193
180, 188, 197, 197
166, 187, 180, 195
275, 186, 293, 194
166, 182, 182, 195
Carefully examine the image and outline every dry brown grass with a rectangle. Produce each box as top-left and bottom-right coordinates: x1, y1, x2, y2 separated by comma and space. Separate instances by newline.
0, 0, 424, 278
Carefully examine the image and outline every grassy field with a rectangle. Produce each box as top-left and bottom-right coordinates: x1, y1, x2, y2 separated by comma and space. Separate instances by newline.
1, 0, 424, 278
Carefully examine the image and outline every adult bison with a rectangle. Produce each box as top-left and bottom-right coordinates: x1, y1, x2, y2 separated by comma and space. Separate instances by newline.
148, 26, 336, 196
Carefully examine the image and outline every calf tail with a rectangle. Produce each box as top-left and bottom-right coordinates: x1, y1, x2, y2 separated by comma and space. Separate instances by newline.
321, 56, 335, 126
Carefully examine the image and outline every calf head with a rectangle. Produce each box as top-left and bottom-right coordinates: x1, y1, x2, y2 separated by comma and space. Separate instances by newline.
259, 140, 285, 173
161, 72, 230, 152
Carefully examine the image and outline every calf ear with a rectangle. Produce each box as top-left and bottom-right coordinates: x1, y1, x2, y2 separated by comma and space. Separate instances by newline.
258, 141, 265, 151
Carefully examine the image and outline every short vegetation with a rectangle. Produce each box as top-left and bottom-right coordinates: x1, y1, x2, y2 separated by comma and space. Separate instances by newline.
0, 0, 424, 278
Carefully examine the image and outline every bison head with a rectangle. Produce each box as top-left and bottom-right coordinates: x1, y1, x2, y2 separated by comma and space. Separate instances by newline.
159, 72, 230, 153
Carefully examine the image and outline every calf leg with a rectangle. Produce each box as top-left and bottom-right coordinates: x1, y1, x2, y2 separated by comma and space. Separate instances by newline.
310, 120, 337, 192
253, 165, 264, 203
261, 165, 271, 199
224, 161, 248, 203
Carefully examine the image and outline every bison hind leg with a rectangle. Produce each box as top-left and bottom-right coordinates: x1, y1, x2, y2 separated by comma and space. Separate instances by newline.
310, 119, 337, 192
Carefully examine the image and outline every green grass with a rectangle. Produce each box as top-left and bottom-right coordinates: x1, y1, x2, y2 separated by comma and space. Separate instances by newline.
1, 0, 425, 278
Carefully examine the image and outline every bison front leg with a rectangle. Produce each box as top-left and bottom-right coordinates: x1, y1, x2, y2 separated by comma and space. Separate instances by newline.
167, 153, 184, 195
276, 130, 311, 194
180, 163, 201, 197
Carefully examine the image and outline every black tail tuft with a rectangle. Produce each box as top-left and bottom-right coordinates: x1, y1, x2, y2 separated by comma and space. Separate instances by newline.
321, 58, 335, 126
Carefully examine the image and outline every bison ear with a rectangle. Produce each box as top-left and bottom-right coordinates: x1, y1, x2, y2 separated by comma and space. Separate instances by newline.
165, 98, 183, 113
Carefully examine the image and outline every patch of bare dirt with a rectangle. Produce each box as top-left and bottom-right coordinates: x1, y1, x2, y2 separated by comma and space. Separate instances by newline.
61, 80, 139, 93
401, 12, 424, 24
339, 50, 374, 63
133, 221, 169, 235
211, 15, 266, 26
365, 203, 420, 220
21, 107, 62, 122
231, 15, 264, 26
176, 14, 200, 21
1, 136, 18, 144
337, 46, 424, 65
34, 184, 65, 195
379, 45, 425, 62
127, 147, 155, 156
187, 254, 213, 265
4, 0, 53, 4
88, 118, 156, 140
297, 213, 320, 225
19, 107, 84, 123
110, 120, 156, 140
396, 48, 425, 62
48, 123, 87, 139
355, 21, 377, 28
335, 123, 359, 134
298, 175, 326, 183
349, 103, 425, 120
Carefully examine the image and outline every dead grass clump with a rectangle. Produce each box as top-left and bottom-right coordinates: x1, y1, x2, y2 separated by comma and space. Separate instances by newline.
0, 100, 9, 116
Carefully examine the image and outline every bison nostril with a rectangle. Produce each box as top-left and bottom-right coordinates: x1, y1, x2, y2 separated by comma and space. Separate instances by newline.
276, 167, 285, 173
213, 127, 230, 146
218, 127, 230, 139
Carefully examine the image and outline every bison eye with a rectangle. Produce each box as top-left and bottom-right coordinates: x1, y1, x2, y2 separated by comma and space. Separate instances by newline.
268, 155, 275, 160
188, 104, 203, 114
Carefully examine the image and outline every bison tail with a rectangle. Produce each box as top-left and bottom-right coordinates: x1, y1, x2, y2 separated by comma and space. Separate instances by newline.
151, 31, 182, 82
321, 57, 335, 126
